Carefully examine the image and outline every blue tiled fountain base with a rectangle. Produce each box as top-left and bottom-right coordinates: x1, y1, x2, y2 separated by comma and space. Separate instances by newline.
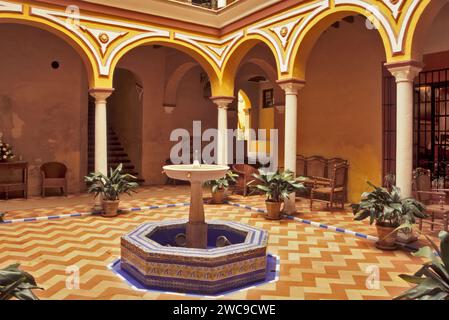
109, 254, 280, 298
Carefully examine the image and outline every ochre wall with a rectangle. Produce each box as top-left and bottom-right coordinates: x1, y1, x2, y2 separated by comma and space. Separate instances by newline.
0, 24, 88, 196
300, 17, 385, 202
116, 47, 218, 184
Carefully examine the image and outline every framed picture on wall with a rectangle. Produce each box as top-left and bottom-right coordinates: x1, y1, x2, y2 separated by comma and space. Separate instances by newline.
262, 89, 274, 108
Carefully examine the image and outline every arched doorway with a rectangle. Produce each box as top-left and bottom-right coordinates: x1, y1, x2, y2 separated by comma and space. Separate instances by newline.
0, 23, 89, 197
110, 45, 219, 184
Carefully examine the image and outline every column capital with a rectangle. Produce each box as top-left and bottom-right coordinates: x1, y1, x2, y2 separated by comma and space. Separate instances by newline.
210, 96, 234, 109
89, 88, 114, 101
276, 78, 306, 94
385, 60, 423, 83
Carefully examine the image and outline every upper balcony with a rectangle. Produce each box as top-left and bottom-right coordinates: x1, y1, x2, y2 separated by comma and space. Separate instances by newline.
81, 0, 285, 30
174, 0, 238, 11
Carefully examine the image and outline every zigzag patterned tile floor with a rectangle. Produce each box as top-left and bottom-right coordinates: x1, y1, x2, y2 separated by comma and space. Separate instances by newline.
0, 186, 439, 300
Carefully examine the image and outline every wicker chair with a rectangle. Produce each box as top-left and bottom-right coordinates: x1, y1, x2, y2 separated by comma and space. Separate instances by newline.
232, 164, 261, 197
310, 162, 349, 210
40, 162, 68, 197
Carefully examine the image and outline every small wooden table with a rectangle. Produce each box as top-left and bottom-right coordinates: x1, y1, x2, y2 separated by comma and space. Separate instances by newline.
0, 161, 28, 200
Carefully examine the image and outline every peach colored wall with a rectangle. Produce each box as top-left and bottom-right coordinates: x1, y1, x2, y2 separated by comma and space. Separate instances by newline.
108, 68, 143, 173
423, 4, 449, 56
300, 16, 385, 202
0, 24, 88, 196
116, 47, 218, 184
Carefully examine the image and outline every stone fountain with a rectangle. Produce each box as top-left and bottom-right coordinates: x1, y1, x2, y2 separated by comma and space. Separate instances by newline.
119, 164, 270, 295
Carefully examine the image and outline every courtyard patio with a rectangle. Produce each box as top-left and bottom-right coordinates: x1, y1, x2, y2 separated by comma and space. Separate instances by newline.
0, 186, 435, 300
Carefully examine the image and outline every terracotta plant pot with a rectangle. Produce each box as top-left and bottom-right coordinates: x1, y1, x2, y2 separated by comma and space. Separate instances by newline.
375, 223, 399, 250
211, 189, 226, 204
102, 200, 120, 217
265, 201, 282, 220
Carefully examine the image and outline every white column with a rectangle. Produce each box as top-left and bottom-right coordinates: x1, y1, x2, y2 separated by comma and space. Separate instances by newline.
89, 88, 114, 175
277, 79, 305, 214
211, 97, 234, 165
387, 63, 422, 198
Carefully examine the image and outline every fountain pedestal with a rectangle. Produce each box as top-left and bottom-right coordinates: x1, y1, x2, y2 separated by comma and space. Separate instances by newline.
118, 164, 270, 295
163, 164, 229, 249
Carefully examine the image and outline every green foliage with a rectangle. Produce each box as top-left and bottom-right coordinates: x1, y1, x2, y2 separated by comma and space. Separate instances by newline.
395, 231, 449, 300
84, 163, 139, 201
352, 182, 427, 229
0, 264, 42, 300
0, 212, 4, 223
251, 169, 305, 202
205, 171, 238, 193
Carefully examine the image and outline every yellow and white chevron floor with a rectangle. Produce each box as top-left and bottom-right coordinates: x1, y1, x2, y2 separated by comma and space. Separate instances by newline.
0, 186, 437, 300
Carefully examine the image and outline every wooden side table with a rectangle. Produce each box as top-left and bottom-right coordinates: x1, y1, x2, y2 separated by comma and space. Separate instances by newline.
0, 161, 28, 200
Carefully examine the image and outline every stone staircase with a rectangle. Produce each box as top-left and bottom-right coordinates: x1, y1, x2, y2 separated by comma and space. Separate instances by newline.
87, 108, 145, 184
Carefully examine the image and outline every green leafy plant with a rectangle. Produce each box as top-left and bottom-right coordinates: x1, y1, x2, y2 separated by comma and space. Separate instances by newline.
84, 164, 139, 201
251, 169, 305, 202
352, 182, 427, 229
395, 231, 449, 300
206, 171, 238, 193
0, 212, 5, 223
0, 264, 43, 300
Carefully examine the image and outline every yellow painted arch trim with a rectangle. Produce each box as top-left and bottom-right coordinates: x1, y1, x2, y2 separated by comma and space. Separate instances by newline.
0, 11, 104, 88
287, 5, 395, 80
108, 37, 222, 96
219, 34, 281, 97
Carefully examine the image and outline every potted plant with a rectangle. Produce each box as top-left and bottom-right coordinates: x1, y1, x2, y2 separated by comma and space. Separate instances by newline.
395, 231, 449, 300
85, 164, 138, 217
251, 169, 305, 220
352, 182, 427, 250
0, 263, 43, 300
0, 142, 15, 162
206, 171, 238, 204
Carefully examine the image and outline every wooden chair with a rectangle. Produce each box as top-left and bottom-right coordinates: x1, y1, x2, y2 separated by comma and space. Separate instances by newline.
296, 155, 307, 177
413, 168, 449, 232
232, 164, 261, 197
310, 162, 349, 210
306, 156, 327, 179
40, 162, 68, 197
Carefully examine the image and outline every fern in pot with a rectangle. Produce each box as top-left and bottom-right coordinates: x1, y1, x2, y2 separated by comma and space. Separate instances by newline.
205, 171, 238, 204
85, 164, 138, 217
352, 182, 427, 250
251, 169, 305, 220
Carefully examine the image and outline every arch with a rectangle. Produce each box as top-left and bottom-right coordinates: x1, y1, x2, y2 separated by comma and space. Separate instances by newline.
109, 38, 221, 96
220, 36, 281, 96
406, 0, 449, 62
288, 6, 393, 80
164, 61, 199, 106
0, 15, 99, 87
242, 58, 278, 83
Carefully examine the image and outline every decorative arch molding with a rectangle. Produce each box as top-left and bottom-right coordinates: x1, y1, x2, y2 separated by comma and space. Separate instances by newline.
0, 3, 98, 86
0, 0, 439, 87
164, 61, 199, 107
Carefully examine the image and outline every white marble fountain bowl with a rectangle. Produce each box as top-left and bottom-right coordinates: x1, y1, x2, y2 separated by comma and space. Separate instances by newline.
163, 164, 229, 182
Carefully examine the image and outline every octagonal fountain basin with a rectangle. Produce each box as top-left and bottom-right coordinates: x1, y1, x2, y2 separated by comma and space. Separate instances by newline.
120, 220, 269, 295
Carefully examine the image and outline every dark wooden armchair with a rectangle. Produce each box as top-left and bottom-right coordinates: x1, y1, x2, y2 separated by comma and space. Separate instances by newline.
310, 162, 349, 210
306, 156, 327, 179
232, 164, 261, 197
40, 162, 68, 197
413, 168, 449, 232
